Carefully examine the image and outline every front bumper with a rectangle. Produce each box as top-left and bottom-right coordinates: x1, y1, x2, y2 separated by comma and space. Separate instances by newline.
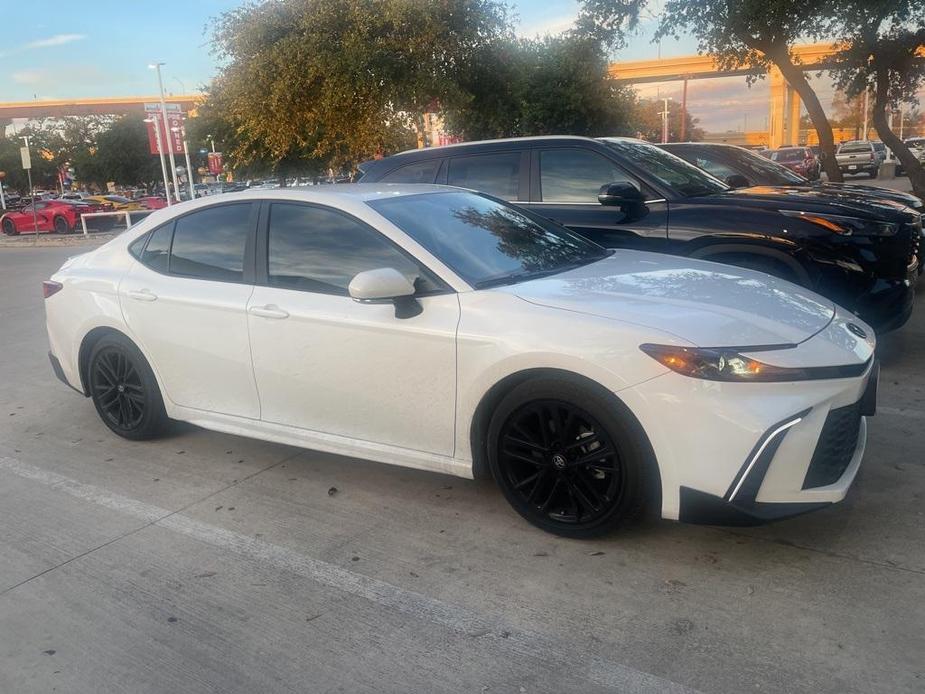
619, 317, 877, 524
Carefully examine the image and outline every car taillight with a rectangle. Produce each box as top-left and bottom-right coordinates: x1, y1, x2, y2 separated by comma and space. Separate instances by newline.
43, 280, 63, 298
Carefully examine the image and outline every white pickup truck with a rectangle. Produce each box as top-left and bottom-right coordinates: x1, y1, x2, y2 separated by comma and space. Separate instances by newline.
835, 140, 883, 178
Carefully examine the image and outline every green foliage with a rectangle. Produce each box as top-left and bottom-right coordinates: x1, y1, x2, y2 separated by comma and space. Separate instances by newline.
202, 0, 510, 174
444, 34, 637, 140
82, 115, 163, 188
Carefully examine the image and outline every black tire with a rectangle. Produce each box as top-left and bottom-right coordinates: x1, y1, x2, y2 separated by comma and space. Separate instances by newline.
487, 377, 653, 538
88, 334, 167, 440
53, 216, 70, 234
714, 253, 800, 285
868, 170, 878, 179
2, 218, 17, 236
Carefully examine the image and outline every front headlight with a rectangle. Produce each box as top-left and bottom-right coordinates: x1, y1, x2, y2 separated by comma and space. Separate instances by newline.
639, 344, 868, 382
780, 209, 898, 236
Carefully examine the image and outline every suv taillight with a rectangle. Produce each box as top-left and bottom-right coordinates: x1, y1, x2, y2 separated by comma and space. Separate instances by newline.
42, 280, 63, 298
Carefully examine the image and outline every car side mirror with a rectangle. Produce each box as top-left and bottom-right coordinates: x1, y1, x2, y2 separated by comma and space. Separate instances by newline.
598, 181, 644, 206
724, 174, 751, 189
348, 267, 422, 319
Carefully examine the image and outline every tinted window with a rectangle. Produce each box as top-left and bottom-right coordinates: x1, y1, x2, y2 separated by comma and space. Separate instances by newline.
141, 223, 173, 273
721, 147, 805, 184
380, 159, 440, 184
267, 203, 442, 296
447, 153, 521, 199
770, 149, 805, 162
169, 203, 252, 281
600, 139, 728, 197
540, 149, 628, 202
838, 142, 872, 154
369, 191, 609, 288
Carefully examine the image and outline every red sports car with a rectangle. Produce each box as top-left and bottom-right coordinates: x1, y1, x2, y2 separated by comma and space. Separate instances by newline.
1, 199, 111, 235
137, 196, 169, 210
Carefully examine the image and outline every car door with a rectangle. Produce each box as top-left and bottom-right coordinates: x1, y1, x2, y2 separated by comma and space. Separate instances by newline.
119, 202, 261, 419
522, 147, 668, 251
247, 201, 459, 456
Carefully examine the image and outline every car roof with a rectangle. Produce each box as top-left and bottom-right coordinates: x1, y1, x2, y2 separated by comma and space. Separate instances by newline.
385, 135, 598, 159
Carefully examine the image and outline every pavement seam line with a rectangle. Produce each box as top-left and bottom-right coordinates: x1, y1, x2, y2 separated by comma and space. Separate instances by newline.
0, 455, 700, 694
0, 450, 297, 598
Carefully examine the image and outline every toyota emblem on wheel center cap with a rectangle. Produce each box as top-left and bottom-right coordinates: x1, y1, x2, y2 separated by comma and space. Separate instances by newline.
552, 454, 567, 469
847, 323, 867, 339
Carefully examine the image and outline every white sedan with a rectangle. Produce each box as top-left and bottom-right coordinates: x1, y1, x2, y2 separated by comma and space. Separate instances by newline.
44, 185, 878, 537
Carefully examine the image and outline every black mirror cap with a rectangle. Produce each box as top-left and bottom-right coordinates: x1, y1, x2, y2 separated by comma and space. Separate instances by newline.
598, 181, 644, 206
725, 174, 751, 189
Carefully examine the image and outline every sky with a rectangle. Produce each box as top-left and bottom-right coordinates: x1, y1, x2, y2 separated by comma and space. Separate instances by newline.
0, 0, 862, 133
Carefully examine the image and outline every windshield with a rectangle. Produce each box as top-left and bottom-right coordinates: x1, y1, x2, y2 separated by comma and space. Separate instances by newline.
368, 191, 610, 288
599, 138, 728, 197
725, 147, 806, 183
771, 149, 805, 162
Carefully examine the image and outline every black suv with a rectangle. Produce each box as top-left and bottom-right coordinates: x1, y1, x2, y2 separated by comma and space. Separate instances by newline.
359, 136, 920, 331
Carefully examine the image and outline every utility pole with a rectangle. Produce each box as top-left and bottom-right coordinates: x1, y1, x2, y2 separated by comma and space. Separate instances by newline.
150, 62, 181, 202
862, 89, 870, 141
20, 136, 39, 245
659, 98, 671, 143
680, 79, 689, 141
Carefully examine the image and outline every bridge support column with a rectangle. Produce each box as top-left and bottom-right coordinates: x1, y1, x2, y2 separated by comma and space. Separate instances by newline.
786, 86, 802, 145
768, 67, 787, 149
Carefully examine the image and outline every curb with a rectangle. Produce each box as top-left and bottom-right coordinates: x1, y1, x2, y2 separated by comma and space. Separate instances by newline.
0, 233, 116, 249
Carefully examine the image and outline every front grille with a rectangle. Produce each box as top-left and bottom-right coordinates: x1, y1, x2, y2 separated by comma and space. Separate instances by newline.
802, 401, 863, 489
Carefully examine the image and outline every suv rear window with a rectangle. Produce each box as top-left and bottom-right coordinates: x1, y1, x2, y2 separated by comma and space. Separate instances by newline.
379, 159, 440, 184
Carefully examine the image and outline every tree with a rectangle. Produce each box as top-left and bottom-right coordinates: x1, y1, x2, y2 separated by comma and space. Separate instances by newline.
444, 34, 637, 140
0, 128, 59, 192
204, 0, 510, 176
832, 2, 925, 196
576, 0, 845, 180
631, 97, 704, 142
656, 0, 845, 181
78, 115, 163, 189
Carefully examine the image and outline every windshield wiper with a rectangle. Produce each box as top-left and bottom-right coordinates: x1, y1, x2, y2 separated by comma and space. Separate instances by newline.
474, 256, 608, 290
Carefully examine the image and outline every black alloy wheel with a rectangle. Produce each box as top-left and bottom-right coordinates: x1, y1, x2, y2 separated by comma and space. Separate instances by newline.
2, 218, 17, 235
53, 216, 69, 234
488, 378, 649, 537
88, 335, 167, 440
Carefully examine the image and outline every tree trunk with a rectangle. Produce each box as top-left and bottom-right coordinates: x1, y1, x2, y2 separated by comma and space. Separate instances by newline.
872, 67, 925, 199
771, 49, 843, 182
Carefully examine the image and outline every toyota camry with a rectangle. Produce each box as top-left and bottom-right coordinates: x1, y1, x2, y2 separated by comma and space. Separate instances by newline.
44, 185, 878, 537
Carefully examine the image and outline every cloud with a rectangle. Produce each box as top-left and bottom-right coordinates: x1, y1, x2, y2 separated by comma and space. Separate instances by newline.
518, 13, 576, 37
12, 70, 46, 85
24, 33, 86, 49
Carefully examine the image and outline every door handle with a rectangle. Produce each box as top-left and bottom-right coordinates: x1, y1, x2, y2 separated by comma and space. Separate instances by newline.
126, 289, 157, 302
248, 304, 289, 319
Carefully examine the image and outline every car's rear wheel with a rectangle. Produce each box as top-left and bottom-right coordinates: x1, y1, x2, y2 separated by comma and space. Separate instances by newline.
88, 334, 167, 440
487, 378, 650, 537
2, 218, 17, 236
53, 216, 70, 234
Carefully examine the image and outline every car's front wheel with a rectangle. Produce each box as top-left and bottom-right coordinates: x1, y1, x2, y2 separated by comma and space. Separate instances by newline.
88, 334, 167, 440
487, 377, 651, 537
2, 218, 17, 235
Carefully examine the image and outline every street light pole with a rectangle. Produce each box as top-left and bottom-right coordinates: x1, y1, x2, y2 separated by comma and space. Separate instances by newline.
145, 114, 173, 207
660, 98, 671, 143
21, 136, 39, 245
862, 89, 870, 141
150, 62, 181, 202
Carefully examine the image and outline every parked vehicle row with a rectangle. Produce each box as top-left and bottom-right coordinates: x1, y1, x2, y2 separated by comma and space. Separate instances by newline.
359, 136, 920, 332
1, 198, 115, 235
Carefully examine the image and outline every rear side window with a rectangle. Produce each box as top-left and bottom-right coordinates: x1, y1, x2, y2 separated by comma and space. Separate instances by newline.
380, 159, 440, 184
447, 152, 521, 199
267, 203, 442, 295
142, 224, 173, 273
169, 203, 253, 282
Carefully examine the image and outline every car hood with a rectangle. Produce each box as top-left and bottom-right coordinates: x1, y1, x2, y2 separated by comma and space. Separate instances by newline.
811, 182, 923, 211
706, 185, 917, 221
500, 252, 835, 347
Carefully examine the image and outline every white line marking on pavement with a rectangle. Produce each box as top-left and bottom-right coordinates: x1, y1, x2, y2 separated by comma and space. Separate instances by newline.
0, 456, 700, 694
879, 406, 925, 420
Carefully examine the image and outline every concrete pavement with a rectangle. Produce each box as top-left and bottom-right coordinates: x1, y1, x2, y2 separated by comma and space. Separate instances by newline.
1, 244, 923, 693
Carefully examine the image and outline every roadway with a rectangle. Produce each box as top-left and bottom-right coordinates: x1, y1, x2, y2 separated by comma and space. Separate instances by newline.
1, 244, 923, 693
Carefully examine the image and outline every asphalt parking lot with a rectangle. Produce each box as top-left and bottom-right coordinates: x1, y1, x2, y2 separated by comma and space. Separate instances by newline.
1, 243, 923, 694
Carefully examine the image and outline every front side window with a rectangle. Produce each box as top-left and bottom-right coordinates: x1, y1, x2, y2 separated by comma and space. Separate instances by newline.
267, 203, 442, 296
447, 152, 521, 200
380, 159, 440, 184
599, 138, 728, 197
169, 203, 253, 282
539, 149, 630, 202
369, 191, 609, 288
